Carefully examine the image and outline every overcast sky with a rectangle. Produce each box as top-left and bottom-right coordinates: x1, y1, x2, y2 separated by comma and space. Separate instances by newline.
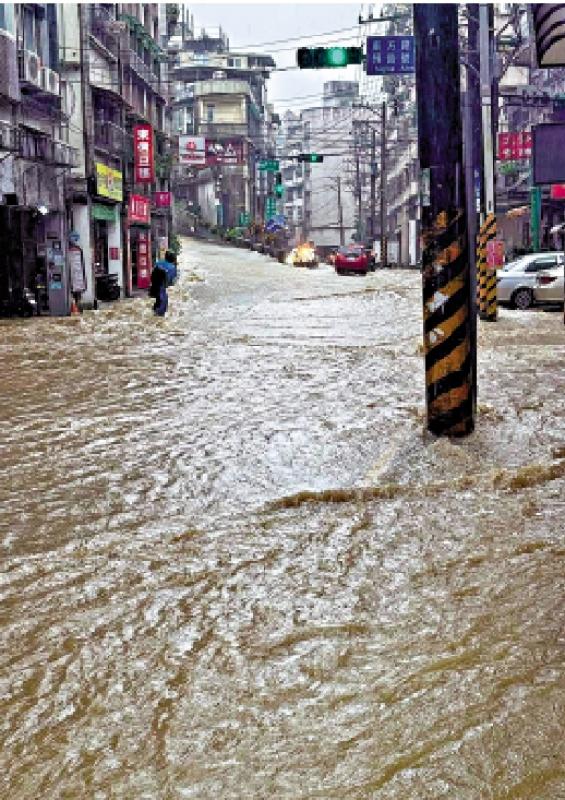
188, 2, 365, 113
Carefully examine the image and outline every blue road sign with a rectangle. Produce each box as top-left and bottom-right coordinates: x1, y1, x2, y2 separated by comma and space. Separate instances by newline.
366, 36, 415, 75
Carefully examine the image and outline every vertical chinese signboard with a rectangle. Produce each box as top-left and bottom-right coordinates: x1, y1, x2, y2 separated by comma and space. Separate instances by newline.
133, 124, 154, 183
137, 230, 151, 289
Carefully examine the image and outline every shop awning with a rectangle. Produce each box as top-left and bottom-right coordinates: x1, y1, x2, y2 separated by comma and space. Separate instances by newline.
92, 203, 116, 222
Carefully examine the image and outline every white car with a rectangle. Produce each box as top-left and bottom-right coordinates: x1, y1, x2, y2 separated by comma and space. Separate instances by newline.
534, 264, 564, 305
496, 252, 565, 309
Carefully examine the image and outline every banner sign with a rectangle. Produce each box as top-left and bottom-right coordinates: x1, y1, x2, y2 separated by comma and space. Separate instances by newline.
136, 230, 151, 289
205, 139, 244, 166
95, 162, 123, 201
129, 194, 151, 224
69, 245, 86, 293
498, 131, 532, 161
133, 123, 154, 183
550, 183, 565, 199
486, 240, 505, 267
154, 191, 171, 208
179, 135, 206, 165
366, 36, 415, 75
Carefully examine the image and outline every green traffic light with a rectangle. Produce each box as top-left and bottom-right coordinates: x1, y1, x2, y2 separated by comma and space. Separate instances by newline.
326, 47, 348, 67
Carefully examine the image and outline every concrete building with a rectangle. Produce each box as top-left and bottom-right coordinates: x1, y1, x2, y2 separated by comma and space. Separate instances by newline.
168, 19, 275, 229
1, 3, 79, 316
0, 2, 172, 316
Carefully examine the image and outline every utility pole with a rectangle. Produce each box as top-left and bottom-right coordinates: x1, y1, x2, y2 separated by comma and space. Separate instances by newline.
370, 128, 376, 243
336, 176, 345, 246
380, 100, 387, 268
464, 2, 482, 411
414, 4, 475, 437
479, 3, 497, 321
355, 148, 362, 239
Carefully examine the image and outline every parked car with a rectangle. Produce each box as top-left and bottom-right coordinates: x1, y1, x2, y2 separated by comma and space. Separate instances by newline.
335, 245, 369, 275
496, 251, 564, 309
534, 263, 564, 305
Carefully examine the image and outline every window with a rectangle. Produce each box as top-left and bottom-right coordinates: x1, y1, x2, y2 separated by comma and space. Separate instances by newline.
527, 257, 558, 272
206, 104, 215, 123
0, 3, 15, 34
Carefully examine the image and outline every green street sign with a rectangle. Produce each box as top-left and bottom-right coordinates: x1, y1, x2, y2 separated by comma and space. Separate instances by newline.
259, 160, 279, 171
239, 211, 250, 226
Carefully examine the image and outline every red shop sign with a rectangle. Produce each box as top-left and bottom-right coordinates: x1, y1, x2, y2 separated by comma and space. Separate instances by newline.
154, 191, 171, 208
129, 194, 151, 224
136, 230, 151, 289
133, 123, 154, 184
550, 184, 565, 200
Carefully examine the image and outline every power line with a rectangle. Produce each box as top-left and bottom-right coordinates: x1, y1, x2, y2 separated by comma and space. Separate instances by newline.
231, 24, 361, 50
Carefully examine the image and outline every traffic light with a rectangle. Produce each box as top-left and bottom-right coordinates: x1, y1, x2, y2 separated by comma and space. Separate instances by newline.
297, 46, 363, 69
297, 154, 324, 163
275, 172, 284, 198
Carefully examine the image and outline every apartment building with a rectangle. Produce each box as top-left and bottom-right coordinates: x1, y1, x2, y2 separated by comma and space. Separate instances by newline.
169, 21, 275, 228
0, 3, 79, 316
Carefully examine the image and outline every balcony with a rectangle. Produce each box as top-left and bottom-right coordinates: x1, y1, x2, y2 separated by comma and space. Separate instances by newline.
94, 121, 125, 156
193, 79, 250, 98
19, 127, 79, 167
197, 122, 248, 139
89, 5, 120, 56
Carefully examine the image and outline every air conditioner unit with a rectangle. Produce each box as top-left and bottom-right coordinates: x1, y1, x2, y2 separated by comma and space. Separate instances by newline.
40, 66, 60, 96
53, 141, 65, 164
20, 49, 41, 87
60, 80, 76, 117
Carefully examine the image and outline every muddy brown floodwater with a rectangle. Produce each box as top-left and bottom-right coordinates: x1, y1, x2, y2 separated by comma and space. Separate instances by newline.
1, 239, 564, 799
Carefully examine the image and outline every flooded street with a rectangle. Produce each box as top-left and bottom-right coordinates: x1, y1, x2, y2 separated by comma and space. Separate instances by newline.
1, 238, 564, 799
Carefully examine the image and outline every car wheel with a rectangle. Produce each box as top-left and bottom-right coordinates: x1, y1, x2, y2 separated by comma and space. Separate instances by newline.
512, 288, 533, 310
336, 268, 343, 276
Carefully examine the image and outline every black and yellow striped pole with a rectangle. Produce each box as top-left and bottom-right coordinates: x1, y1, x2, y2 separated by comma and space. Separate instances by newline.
477, 212, 496, 319
415, 5, 475, 437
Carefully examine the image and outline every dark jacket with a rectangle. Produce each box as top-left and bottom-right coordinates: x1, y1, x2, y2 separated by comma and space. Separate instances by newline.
149, 263, 167, 298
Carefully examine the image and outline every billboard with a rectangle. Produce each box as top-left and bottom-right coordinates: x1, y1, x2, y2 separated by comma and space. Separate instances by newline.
95, 162, 123, 201
179, 135, 206, 165
498, 131, 532, 161
205, 139, 244, 166
533, 123, 565, 184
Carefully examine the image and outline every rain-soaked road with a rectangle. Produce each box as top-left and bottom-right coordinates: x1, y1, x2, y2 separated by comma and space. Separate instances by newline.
1, 238, 564, 799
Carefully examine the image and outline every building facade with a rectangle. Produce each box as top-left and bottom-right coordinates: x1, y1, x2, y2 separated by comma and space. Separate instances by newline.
0, 2, 172, 316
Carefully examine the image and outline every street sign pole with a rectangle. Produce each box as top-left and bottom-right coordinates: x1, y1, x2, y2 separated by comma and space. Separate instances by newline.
414, 4, 475, 437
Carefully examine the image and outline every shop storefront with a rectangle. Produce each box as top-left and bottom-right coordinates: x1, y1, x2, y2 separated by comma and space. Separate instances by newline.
92, 162, 123, 300
126, 194, 151, 290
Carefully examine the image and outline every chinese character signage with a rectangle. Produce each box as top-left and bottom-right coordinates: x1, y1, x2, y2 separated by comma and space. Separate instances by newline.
95, 162, 123, 201
179, 135, 206, 166
498, 131, 532, 161
486, 240, 505, 268
154, 191, 171, 208
133, 123, 154, 183
128, 194, 151, 224
366, 36, 415, 75
136, 230, 151, 289
205, 139, 244, 166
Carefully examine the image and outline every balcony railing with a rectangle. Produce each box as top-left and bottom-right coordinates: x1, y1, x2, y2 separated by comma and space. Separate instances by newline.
90, 5, 119, 54
94, 121, 125, 156
197, 122, 248, 139
19, 128, 79, 167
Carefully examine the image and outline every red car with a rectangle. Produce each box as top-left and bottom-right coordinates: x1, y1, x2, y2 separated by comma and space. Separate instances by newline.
335, 246, 369, 275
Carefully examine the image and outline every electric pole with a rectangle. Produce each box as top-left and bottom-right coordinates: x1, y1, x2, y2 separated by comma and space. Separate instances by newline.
479, 3, 497, 321
337, 176, 345, 246
414, 4, 475, 437
380, 100, 387, 269
370, 128, 376, 243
